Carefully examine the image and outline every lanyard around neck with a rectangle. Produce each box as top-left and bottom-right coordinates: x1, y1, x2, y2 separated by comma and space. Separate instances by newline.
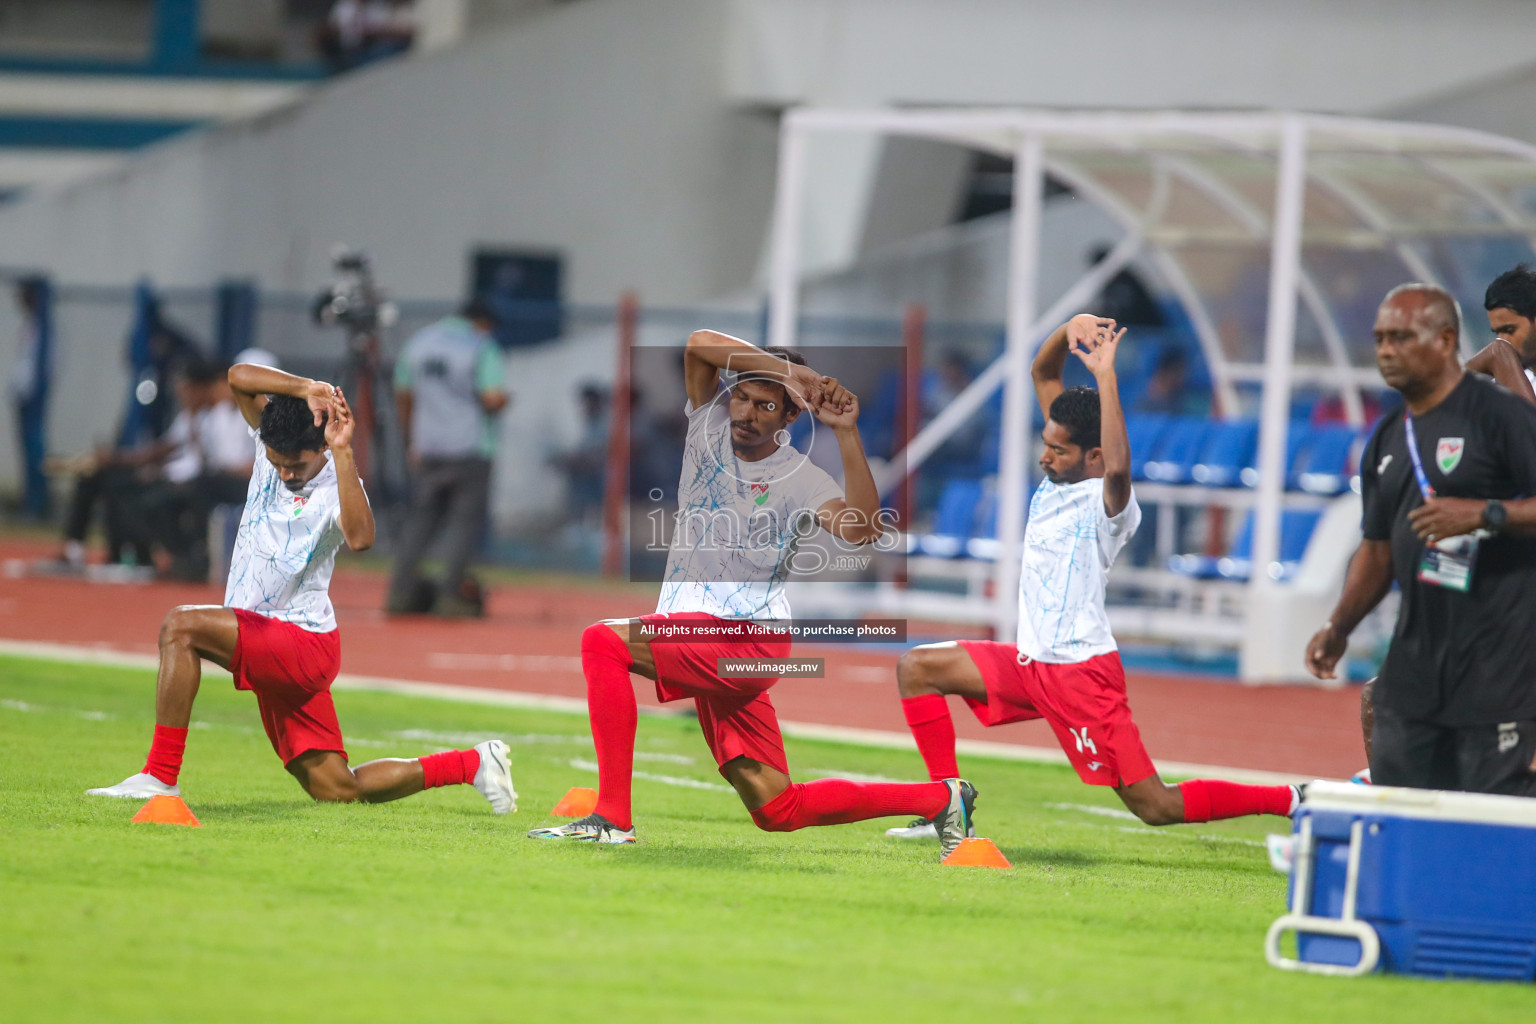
1402, 413, 1434, 500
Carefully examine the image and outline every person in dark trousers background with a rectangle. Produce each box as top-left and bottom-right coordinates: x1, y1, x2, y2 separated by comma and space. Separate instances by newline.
10, 277, 51, 521
1307, 283, 1536, 796
386, 299, 509, 617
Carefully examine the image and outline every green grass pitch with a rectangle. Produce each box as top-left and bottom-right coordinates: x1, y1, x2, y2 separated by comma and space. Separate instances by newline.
1, 654, 1529, 1022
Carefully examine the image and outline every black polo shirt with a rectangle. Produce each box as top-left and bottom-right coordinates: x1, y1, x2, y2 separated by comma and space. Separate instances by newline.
1361, 372, 1536, 725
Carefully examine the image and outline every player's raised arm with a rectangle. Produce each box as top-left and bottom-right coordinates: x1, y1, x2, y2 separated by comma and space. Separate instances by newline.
684, 329, 824, 412
812, 378, 883, 545
1033, 314, 1117, 414
1069, 323, 1131, 517
324, 389, 375, 552
229, 362, 339, 431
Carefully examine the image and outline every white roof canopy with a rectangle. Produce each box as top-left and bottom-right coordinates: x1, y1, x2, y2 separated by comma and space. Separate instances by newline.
766, 108, 1536, 641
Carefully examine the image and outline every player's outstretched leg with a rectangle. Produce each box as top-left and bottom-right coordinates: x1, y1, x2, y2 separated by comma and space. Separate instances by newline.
726, 757, 975, 858
87, 604, 239, 798
285, 739, 517, 812
889, 642, 986, 838
1115, 773, 1299, 825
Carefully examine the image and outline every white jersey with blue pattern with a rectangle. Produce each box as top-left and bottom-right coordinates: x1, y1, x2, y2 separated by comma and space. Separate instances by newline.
1017, 477, 1140, 663
223, 432, 351, 633
656, 397, 843, 620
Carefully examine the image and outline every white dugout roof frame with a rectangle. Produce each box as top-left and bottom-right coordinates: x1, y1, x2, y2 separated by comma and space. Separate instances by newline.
767, 107, 1536, 638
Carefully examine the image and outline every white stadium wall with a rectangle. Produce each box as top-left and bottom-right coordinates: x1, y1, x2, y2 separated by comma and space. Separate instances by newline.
7, 0, 1536, 492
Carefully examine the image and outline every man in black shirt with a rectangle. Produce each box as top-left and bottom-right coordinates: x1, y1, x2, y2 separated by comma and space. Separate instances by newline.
1307, 283, 1536, 795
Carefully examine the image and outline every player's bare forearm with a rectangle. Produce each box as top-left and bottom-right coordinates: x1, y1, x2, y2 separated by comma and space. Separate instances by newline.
230, 363, 325, 401
1408, 495, 1536, 539
1327, 540, 1393, 637
230, 363, 335, 429
1094, 366, 1132, 517
1306, 539, 1391, 680
330, 445, 375, 551
1465, 340, 1536, 404
684, 330, 821, 410
830, 425, 883, 545
1032, 321, 1072, 411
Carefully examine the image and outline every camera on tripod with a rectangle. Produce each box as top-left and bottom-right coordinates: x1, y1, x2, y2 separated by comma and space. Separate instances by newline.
311, 245, 398, 349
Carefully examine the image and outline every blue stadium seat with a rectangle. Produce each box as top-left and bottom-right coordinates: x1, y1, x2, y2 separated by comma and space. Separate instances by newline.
1126, 413, 1172, 480
1292, 424, 1359, 495
1169, 508, 1322, 582
1190, 419, 1258, 487
915, 478, 985, 557
1242, 421, 1312, 489
1141, 417, 1212, 484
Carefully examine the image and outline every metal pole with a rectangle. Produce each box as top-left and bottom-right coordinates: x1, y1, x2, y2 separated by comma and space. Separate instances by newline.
767, 117, 807, 352
601, 292, 638, 577
993, 134, 1045, 641
1252, 116, 1309, 586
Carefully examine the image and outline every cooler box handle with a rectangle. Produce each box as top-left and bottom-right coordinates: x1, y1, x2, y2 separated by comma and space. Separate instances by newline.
1265, 817, 1382, 977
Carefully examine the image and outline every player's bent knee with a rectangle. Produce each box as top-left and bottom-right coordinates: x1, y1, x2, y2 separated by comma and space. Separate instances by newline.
305, 773, 360, 803
158, 606, 200, 647
897, 646, 942, 697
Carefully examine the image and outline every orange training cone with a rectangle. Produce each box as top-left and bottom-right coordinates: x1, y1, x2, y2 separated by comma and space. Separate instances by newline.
550, 787, 598, 818
131, 795, 201, 827
941, 836, 1011, 869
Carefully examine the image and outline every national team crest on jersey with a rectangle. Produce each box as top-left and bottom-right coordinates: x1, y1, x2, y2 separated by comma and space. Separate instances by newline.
1436, 437, 1464, 474
750, 482, 770, 506
289, 495, 309, 517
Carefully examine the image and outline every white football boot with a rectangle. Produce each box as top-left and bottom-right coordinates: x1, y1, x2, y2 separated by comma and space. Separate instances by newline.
885, 817, 939, 840
86, 772, 179, 799
471, 740, 518, 814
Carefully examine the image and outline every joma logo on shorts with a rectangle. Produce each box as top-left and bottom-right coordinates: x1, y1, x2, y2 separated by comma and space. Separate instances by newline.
1499, 723, 1519, 754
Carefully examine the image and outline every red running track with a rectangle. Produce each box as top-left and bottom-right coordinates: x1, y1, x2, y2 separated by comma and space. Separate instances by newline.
0, 541, 1366, 779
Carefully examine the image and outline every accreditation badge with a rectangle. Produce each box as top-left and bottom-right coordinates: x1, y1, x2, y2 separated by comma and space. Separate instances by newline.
1418, 533, 1479, 592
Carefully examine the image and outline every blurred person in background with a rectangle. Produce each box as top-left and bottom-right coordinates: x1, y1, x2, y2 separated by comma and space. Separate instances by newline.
548, 382, 610, 524
51, 357, 213, 570
1467, 263, 1536, 402
319, 0, 417, 71
148, 363, 260, 581
387, 298, 508, 617
9, 277, 50, 520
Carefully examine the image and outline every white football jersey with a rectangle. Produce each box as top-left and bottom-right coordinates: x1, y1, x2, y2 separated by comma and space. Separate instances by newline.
656, 396, 844, 621
1016, 477, 1140, 663
224, 432, 358, 633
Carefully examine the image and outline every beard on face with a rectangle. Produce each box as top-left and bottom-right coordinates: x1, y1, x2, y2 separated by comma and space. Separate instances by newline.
282, 477, 306, 493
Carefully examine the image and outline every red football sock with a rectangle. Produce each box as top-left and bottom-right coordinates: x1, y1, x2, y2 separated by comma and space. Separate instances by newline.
750, 778, 950, 832
142, 724, 188, 786
901, 694, 960, 782
1177, 779, 1293, 822
420, 748, 480, 789
582, 622, 637, 831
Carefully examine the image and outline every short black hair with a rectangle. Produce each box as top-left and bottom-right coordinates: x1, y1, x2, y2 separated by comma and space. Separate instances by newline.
259, 394, 327, 456
1485, 264, 1536, 319
460, 296, 499, 326
1049, 386, 1101, 450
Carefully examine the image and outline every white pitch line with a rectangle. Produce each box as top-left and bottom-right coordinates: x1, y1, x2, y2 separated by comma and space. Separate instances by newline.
0, 639, 1318, 784
568, 757, 732, 793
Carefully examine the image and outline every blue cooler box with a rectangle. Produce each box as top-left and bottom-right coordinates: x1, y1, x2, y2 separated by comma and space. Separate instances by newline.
1267, 781, 1536, 980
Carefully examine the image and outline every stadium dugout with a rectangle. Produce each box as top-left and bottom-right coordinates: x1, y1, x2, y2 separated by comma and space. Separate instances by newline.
766, 108, 1536, 682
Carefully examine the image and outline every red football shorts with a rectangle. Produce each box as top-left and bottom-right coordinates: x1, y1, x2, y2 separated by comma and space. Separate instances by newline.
230, 608, 346, 765
639, 611, 792, 776
957, 641, 1156, 787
